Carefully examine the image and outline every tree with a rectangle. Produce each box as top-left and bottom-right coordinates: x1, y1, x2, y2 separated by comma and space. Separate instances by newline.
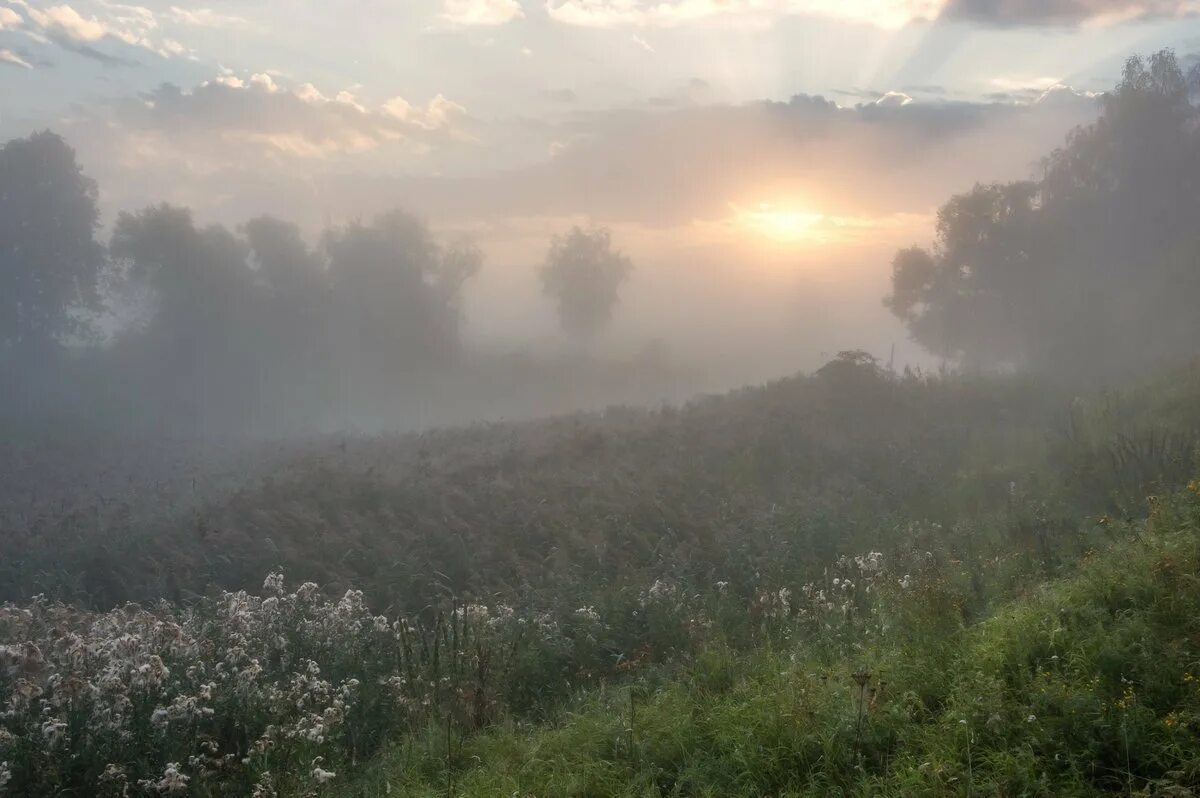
110, 205, 263, 432
885, 181, 1043, 369
243, 215, 326, 298
324, 210, 480, 373
540, 227, 632, 341
885, 50, 1200, 380
0, 131, 104, 362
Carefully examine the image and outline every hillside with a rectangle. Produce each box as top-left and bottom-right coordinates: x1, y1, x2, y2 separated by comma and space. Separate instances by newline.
352, 480, 1200, 796
9, 356, 1200, 614
1, 395, 1198, 794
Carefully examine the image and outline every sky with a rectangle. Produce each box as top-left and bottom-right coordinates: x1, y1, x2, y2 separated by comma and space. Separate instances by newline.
3, 0, 1200, 379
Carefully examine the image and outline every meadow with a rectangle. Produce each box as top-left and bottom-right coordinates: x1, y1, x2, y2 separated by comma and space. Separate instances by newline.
3, 355, 1200, 795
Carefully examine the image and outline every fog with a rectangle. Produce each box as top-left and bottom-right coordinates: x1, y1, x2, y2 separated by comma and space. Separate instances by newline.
1, 2, 1199, 444
9, 4, 1200, 792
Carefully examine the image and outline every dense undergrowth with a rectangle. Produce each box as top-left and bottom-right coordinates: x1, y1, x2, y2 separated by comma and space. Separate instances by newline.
2, 357, 1200, 795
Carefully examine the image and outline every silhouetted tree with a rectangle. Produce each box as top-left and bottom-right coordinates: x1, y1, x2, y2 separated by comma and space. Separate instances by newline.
110, 205, 263, 433
0, 131, 104, 364
886, 50, 1200, 380
243, 216, 333, 424
324, 210, 480, 374
540, 227, 632, 342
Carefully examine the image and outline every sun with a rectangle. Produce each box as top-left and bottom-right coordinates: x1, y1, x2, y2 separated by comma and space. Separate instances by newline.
733, 202, 825, 244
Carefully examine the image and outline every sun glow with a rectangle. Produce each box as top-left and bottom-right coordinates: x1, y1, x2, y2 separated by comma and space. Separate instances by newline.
734, 202, 825, 244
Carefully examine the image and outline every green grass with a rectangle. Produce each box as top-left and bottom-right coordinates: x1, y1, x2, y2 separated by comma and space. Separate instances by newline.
4, 360, 1200, 795
349, 484, 1200, 796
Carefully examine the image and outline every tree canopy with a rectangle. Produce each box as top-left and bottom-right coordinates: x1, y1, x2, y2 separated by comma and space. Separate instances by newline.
0, 131, 104, 363
886, 50, 1200, 380
540, 226, 632, 341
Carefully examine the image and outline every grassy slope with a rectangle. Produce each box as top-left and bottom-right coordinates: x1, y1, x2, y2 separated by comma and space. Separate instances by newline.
2, 363, 1082, 608
353, 484, 1200, 797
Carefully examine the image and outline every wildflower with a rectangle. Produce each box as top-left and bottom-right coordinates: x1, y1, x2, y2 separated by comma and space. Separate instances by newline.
573, 606, 601, 624
0, 761, 10, 792
41, 719, 68, 748
1027, 714, 1037, 723
262, 572, 285, 595
148, 762, 189, 794
251, 772, 277, 798
97, 763, 127, 794
312, 766, 336, 784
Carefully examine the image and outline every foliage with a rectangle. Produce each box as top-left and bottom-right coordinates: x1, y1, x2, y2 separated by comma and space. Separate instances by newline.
0, 131, 104, 364
886, 50, 1200, 380
347, 482, 1200, 797
540, 226, 633, 341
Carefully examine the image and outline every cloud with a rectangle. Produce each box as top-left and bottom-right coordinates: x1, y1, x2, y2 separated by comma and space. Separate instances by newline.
99, 75, 470, 163
21, 3, 108, 42
543, 0, 1198, 28
0, 6, 22, 29
166, 6, 247, 27
874, 90, 914, 107
10, 1, 190, 62
631, 33, 654, 52
0, 47, 32, 68
442, 0, 524, 25
543, 88, 579, 103
544, 0, 943, 29
215, 88, 1093, 238
939, 0, 1200, 25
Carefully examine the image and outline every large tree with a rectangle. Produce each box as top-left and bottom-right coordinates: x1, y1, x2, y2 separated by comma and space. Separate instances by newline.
540, 226, 632, 342
885, 50, 1200, 380
0, 131, 104, 362
324, 210, 480, 373
110, 205, 263, 432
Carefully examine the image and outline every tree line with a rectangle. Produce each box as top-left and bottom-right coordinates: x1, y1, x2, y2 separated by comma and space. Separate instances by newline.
886, 50, 1200, 381
0, 134, 633, 436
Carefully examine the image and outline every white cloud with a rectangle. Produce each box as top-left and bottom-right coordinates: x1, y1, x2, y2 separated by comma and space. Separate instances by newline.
544, 0, 943, 29
631, 33, 654, 52
167, 6, 247, 27
22, 3, 108, 42
113, 74, 472, 161
442, 0, 524, 25
0, 7, 22, 29
0, 47, 33, 68
990, 76, 1063, 93
10, 1, 191, 60
874, 90, 913, 107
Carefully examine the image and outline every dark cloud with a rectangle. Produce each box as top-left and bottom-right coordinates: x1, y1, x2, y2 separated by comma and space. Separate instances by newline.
54, 39, 138, 67
941, 0, 1199, 25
